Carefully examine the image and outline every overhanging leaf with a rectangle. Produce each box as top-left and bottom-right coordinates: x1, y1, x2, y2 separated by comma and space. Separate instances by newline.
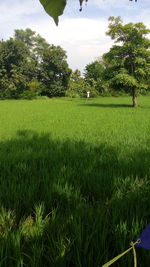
39, 0, 67, 25
39, 0, 137, 25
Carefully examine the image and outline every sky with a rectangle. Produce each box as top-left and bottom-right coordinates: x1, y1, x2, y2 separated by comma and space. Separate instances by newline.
0, 0, 150, 73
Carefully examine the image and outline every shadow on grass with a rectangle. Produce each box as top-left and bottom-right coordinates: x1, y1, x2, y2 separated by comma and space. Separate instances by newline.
0, 130, 150, 267
79, 103, 132, 108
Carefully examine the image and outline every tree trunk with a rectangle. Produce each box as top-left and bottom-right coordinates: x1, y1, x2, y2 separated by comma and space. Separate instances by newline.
132, 88, 138, 107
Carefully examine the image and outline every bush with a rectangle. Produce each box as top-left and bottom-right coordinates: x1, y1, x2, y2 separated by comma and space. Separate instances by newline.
68, 79, 98, 98
21, 90, 38, 100
41, 80, 66, 97
20, 79, 42, 99
65, 90, 80, 98
0, 76, 18, 99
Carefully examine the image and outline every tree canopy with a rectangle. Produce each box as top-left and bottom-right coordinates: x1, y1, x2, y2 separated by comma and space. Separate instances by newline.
1, 18, 149, 102
0, 29, 71, 99
39, 0, 137, 25
103, 17, 150, 107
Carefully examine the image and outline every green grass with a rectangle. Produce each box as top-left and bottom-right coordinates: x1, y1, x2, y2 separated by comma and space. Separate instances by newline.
0, 96, 150, 266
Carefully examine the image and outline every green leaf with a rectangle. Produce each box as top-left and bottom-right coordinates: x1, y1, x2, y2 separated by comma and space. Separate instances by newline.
39, 0, 67, 25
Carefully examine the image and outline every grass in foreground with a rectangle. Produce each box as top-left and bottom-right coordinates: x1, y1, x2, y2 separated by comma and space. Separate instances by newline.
0, 96, 150, 266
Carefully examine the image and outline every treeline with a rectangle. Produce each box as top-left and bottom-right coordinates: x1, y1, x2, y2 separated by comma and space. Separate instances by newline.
0, 17, 150, 101
0, 29, 71, 99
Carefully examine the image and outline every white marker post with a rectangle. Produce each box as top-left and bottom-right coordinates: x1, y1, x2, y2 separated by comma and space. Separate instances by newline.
87, 91, 90, 98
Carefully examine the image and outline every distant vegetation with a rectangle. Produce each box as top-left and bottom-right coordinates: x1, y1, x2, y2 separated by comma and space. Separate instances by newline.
0, 28, 71, 99
0, 17, 150, 107
0, 96, 150, 266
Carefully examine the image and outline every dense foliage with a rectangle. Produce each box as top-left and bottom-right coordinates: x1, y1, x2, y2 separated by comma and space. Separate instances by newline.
84, 60, 109, 94
67, 18, 150, 103
67, 69, 98, 98
0, 29, 71, 99
103, 17, 150, 107
0, 18, 150, 103
39, 45, 71, 97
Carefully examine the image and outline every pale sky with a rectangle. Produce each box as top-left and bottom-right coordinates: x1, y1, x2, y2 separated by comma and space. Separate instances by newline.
0, 0, 150, 73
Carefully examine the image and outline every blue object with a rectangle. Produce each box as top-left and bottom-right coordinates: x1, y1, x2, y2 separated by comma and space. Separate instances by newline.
135, 224, 150, 250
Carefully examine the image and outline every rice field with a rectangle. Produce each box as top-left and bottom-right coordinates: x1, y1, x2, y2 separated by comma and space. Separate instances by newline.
0, 96, 150, 266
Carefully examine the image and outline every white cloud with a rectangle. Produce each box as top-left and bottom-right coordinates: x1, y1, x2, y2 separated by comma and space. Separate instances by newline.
0, 0, 41, 21
0, 0, 43, 39
91, 0, 149, 10
92, 0, 132, 10
27, 17, 113, 72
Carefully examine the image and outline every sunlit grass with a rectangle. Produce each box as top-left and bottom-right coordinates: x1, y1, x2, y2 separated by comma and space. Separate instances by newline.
0, 96, 150, 266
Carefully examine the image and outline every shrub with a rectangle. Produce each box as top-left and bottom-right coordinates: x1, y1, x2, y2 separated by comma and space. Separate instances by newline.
20, 79, 42, 99
68, 79, 98, 98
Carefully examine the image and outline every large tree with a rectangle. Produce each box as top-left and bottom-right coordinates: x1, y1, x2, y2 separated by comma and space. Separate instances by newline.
0, 29, 71, 99
14, 29, 50, 60
103, 17, 150, 107
0, 38, 31, 98
39, 45, 71, 97
84, 60, 105, 93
